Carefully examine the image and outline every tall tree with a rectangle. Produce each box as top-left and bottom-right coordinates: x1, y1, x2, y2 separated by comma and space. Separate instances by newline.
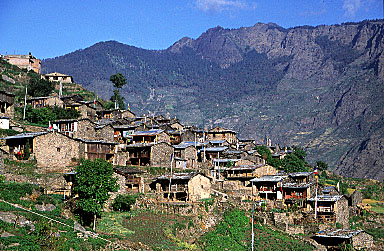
109, 73, 127, 109
73, 159, 118, 230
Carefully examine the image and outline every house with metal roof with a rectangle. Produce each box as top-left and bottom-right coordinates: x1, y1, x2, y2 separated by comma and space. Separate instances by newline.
130, 129, 170, 144
314, 229, 373, 250
308, 195, 349, 226
150, 172, 211, 202
121, 142, 174, 167
207, 126, 237, 144
250, 175, 288, 200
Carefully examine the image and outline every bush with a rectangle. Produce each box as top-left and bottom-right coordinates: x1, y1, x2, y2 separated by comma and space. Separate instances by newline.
111, 194, 137, 212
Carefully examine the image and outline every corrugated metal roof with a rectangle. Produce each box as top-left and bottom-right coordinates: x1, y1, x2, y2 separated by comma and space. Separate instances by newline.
210, 140, 227, 144
125, 143, 155, 148
308, 195, 344, 202
316, 229, 364, 239
212, 158, 239, 163
157, 172, 199, 180
205, 147, 228, 152
250, 175, 288, 183
289, 172, 314, 178
130, 129, 164, 136
2, 131, 48, 140
283, 182, 311, 188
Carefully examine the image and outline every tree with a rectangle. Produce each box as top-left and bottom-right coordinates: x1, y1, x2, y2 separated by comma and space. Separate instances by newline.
316, 161, 328, 172
28, 77, 55, 97
110, 73, 127, 89
73, 159, 118, 230
109, 73, 127, 109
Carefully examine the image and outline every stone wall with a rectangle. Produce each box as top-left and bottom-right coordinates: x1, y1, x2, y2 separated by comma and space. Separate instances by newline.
114, 151, 129, 166
34, 132, 80, 173
150, 142, 174, 167
183, 146, 197, 168
188, 174, 211, 201
352, 232, 374, 250
253, 164, 277, 177
74, 119, 96, 140
157, 132, 170, 144
335, 197, 349, 227
96, 125, 114, 142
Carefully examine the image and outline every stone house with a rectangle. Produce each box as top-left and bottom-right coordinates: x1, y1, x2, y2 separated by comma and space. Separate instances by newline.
226, 163, 277, 179
97, 109, 135, 120
209, 140, 230, 147
95, 124, 114, 142
123, 142, 174, 167
308, 195, 349, 227
168, 130, 182, 145
0, 90, 15, 118
314, 229, 374, 250
33, 131, 80, 172
112, 124, 137, 144
180, 129, 197, 142
150, 173, 211, 202
130, 129, 170, 144
13, 131, 117, 173
250, 175, 288, 200
207, 127, 237, 144
52, 118, 96, 140
204, 146, 228, 162
27, 95, 63, 108
42, 72, 73, 83
5, 53, 41, 73
2, 131, 48, 159
348, 190, 363, 207
173, 144, 197, 169
170, 121, 184, 131
80, 138, 117, 163
113, 167, 144, 193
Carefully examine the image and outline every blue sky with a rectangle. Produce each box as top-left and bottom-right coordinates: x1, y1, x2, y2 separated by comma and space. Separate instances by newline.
0, 0, 382, 59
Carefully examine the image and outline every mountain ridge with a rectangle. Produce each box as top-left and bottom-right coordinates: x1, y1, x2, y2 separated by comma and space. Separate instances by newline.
42, 19, 384, 180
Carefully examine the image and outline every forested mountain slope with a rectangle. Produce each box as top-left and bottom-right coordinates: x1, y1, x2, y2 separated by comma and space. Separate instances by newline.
42, 19, 384, 180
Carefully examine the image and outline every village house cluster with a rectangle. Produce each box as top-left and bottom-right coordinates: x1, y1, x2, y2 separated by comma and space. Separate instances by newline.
0, 62, 374, 250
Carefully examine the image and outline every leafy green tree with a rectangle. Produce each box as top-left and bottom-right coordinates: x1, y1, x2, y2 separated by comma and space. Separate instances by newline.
112, 194, 137, 212
28, 77, 55, 97
109, 73, 127, 109
24, 105, 80, 125
110, 73, 127, 89
316, 161, 328, 172
255, 145, 272, 161
73, 159, 118, 230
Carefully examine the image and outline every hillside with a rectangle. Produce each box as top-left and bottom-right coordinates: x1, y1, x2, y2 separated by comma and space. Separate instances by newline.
41, 20, 384, 180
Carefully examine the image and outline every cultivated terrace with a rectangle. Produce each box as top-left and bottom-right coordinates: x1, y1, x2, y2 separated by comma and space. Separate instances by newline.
0, 57, 383, 250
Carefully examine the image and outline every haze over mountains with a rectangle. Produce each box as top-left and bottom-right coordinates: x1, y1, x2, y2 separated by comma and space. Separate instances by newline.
42, 19, 384, 180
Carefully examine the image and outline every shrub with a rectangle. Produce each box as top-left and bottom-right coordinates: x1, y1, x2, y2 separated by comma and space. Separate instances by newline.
111, 194, 137, 212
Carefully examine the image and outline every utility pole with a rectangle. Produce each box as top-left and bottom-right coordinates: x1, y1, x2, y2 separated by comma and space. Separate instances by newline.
251, 201, 254, 251
23, 85, 27, 120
